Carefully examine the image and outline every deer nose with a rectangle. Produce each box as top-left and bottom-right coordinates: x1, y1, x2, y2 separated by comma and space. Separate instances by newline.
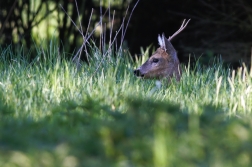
134, 69, 144, 77
134, 69, 139, 76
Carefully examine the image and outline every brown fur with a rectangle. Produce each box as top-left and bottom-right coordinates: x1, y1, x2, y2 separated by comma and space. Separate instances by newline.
134, 35, 181, 81
134, 19, 190, 82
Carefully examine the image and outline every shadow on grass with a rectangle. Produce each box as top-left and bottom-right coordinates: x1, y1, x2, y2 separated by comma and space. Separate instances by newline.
0, 97, 252, 167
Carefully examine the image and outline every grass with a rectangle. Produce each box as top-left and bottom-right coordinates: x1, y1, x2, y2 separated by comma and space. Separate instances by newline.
0, 42, 252, 167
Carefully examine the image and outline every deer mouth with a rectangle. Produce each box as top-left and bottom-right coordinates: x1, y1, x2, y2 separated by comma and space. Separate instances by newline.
134, 69, 145, 78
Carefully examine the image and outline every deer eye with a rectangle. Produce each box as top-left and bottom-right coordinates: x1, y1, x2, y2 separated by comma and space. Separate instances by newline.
152, 58, 159, 63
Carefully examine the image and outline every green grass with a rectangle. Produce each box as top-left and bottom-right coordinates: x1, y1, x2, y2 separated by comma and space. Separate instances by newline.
0, 43, 252, 167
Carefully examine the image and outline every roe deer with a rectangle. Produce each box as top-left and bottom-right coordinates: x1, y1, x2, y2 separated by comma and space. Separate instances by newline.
134, 19, 190, 81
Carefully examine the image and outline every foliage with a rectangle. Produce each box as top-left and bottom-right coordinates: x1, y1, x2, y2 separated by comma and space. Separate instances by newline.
0, 0, 132, 57
0, 43, 252, 167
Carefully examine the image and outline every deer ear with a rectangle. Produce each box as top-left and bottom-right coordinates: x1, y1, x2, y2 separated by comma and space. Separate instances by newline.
162, 33, 177, 60
158, 34, 165, 49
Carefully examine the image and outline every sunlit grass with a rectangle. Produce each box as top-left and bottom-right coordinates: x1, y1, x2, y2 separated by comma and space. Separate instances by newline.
1, 45, 252, 117
0, 44, 252, 167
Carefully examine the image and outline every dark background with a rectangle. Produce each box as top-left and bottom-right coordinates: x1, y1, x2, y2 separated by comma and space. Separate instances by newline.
1, 0, 252, 67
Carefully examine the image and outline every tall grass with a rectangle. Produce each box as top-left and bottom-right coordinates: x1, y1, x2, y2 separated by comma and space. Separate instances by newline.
2, 43, 252, 119
1, 41, 252, 167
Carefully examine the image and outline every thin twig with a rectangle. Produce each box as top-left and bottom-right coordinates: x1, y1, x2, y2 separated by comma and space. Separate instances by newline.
119, 5, 129, 54
92, 1, 139, 77
120, 0, 140, 49
59, 4, 84, 36
73, 8, 94, 64
73, 0, 88, 67
99, 0, 103, 52
83, 8, 94, 61
108, 10, 115, 56
91, 21, 125, 78
60, 2, 96, 65
103, 23, 107, 54
72, 22, 100, 61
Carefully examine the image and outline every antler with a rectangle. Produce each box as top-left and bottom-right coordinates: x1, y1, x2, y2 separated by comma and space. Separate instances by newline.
168, 19, 190, 41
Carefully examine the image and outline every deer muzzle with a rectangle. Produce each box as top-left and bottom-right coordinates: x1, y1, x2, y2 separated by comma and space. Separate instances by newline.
134, 68, 145, 78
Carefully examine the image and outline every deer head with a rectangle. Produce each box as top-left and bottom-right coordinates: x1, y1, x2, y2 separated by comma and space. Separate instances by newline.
134, 19, 190, 81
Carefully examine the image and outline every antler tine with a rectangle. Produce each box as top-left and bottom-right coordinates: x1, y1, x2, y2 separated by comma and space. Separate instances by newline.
168, 19, 190, 41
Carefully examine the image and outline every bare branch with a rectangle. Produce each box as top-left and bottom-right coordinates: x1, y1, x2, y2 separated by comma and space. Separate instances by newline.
108, 10, 115, 55
0, 0, 18, 36
121, 0, 140, 48
72, 0, 89, 67
32, 6, 58, 28
60, 4, 84, 36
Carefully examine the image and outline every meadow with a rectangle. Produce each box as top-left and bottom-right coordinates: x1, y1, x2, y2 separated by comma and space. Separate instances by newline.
0, 41, 252, 167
